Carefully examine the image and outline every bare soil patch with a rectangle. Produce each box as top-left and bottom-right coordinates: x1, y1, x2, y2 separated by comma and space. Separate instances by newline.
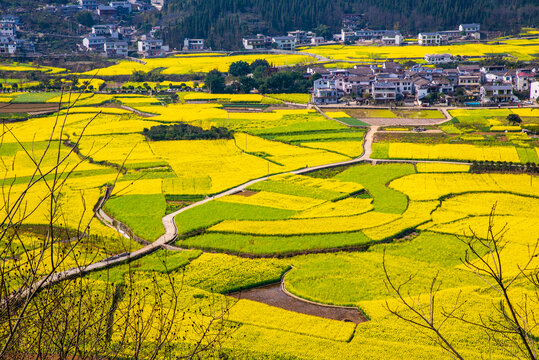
232, 190, 258, 197
0, 103, 60, 114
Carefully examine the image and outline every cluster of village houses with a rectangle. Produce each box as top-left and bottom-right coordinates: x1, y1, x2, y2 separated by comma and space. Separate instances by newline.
77, 0, 205, 58
309, 63, 539, 105
242, 24, 481, 51
81, 22, 203, 57
0, 15, 34, 55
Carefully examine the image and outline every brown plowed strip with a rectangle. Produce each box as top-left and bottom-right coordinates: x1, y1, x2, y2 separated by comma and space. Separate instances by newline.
0, 103, 60, 113
230, 283, 367, 324
232, 190, 258, 197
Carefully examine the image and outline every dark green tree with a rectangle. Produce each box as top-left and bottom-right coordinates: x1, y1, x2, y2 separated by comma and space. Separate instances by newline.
75, 11, 95, 28
228, 61, 251, 76
249, 59, 270, 72
507, 113, 522, 125
131, 70, 146, 82
238, 76, 257, 93
205, 69, 226, 93
314, 24, 331, 39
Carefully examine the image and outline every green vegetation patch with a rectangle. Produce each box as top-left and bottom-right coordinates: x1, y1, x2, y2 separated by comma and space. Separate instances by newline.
270, 129, 364, 143
335, 163, 416, 214
517, 147, 539, 163
179, 231, 373, 256
286, 251, 482, 306
11, 92, 61, 103
369, 231, 486, 267
104, 194, 167, 241
334, 116, 370, 126
370, 143, 390, 158
175, 201, 295, 235
392, 110, 445, 119
143, 123, 233, 141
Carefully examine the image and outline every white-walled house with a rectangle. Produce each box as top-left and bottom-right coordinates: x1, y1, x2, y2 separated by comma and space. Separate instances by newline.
82, 34, 107, 51
138, 37, 169, 57
424, 53, 452, 64
104, 40, 128, 57
480, 84, 515, 104
530, 82, 539, 101
371, 82, 397, 102
183, 38, 205, 50
271, 36, 295, 51
459, 23, 480, 33
418, 32, 444, 46
516, 71, 536, 92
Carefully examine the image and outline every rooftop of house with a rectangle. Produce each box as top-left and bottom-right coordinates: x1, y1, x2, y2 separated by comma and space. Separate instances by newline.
272, 36, 295, 41
482, 84, 513, 90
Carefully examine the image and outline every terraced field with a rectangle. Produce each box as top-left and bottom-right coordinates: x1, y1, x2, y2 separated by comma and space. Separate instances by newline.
2, 91, 538, 360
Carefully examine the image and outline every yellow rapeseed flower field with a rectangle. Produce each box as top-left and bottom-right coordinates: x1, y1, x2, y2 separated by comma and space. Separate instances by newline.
300, 140, 364, 158
415, 162, 470, 173
82, 54, 316, 76
208, 211, 399, 235
386, 143, 520, 162
390, 173, 539, 201
293, 198, 373, 218
217, 191, 325, 211
272, 174, 364, 194
228, 299, 357, 342
300, 38, 539, 61
362, 201, 439, 240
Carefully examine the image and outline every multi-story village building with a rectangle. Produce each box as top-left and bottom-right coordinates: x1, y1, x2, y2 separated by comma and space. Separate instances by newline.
104, 40, 128, 57
183, 38, 205, 50
371, 82, 397, 102
530, 82, 539, 101
480, 84, 515, 104
139, 36, 169, 57
515, 71, 536, 92
424, 53, 453, 64
79, 0, 98, 10
418, 32, 445, 46
271, 36, 296, 51
242, 35, 272, 50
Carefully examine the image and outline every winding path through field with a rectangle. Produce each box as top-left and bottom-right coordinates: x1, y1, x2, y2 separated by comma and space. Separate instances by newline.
16, 109, 470, 304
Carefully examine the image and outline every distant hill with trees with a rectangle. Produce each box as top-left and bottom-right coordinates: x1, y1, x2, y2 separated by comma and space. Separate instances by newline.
161, 0, 538, 49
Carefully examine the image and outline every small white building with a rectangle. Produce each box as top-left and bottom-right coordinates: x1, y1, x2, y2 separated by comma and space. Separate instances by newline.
104, 40, 128, 57
0, 36, 16, 54
79, 0, 98, 10
110, 1, 132, 13
311, 36, 325, 45
183, 38, 205, 50
271, 36, 295, 51
242, 35, 271, 50
371, 81, 397, 102
516, 71, 535, 92
82, 34, 106, 51
424, 53, 452, 64
287, 30, 308, 44
92, 24, 116, 36
138, 38, 169, 57
380, 31, 403, 46
418, 32, 444, 46
459, 23, 480, 33
0, 22, 16, 37
480, 84, 515, 104
151, 0, 166, 10
530, 81, 539, 101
